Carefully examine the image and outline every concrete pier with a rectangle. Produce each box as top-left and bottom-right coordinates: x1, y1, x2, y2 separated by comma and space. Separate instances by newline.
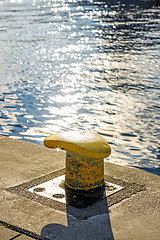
0, 135, 159, 239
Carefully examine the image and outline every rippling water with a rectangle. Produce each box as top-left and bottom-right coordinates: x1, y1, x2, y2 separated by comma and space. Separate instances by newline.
0, 0, 160, 175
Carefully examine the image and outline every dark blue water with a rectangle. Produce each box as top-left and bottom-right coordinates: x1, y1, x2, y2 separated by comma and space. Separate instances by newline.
0, 0, 160, 175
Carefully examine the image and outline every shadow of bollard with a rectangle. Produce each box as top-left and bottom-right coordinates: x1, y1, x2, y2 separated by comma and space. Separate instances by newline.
41, 196, 114, 240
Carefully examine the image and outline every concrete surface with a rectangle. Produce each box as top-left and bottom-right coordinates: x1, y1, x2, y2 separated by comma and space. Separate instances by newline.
0, 135, 160, 239
0, 226, 33, 240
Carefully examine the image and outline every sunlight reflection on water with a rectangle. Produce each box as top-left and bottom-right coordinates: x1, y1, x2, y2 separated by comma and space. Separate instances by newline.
0, 0, 160, 174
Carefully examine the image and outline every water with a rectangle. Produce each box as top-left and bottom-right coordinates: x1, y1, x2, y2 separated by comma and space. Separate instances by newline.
0, 0, 160, 175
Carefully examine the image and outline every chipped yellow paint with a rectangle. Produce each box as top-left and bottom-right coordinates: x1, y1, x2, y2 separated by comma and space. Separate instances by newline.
65, 151, 104, 190
44, 131, 111, 191
44, 131, 111, 159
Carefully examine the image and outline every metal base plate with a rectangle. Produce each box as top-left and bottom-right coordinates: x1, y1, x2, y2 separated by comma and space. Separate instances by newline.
28, 175, 124, 204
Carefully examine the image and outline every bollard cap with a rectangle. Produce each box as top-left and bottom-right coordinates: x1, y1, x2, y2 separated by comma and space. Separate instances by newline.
44, 131, 111, 159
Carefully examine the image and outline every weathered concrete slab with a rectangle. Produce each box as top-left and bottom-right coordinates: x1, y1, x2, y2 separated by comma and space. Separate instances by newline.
0, 225, 33, 240
0, 226, 19, 240
0, 135, 160, 239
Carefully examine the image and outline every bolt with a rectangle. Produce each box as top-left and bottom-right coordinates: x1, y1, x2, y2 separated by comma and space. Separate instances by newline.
52, 194, 65, 199
33, 187, 45, 193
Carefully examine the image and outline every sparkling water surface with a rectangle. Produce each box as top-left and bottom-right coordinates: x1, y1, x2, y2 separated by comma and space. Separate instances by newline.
0, 0, 160, 175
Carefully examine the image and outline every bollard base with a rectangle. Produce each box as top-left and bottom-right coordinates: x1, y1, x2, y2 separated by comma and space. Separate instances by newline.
65, 184, 106, 208
26, 173, 124, 209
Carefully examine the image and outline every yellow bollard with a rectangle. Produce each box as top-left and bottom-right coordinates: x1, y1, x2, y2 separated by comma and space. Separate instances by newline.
44, 131, 111, 191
